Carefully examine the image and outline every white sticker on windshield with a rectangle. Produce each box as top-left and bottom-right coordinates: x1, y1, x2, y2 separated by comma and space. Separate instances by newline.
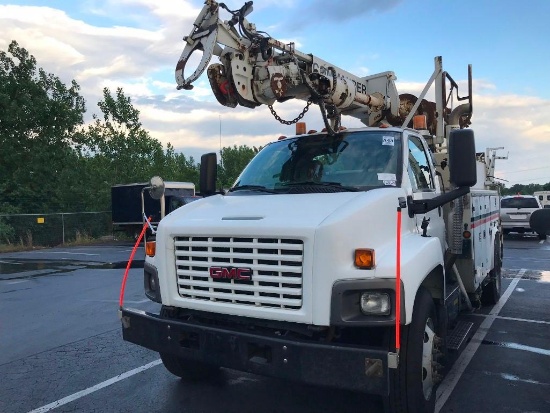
382, 136, 394, 146
378, 173, 396, 181
383, 180, 397, 186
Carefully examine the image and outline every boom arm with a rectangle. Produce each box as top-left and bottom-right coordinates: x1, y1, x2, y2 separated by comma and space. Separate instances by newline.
175, 0, 398, 131
176, 0, 472, 139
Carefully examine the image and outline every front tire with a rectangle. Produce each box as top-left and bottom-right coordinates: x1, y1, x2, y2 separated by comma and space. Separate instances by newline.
481, 237, 502, 305
159, 306, 221, 381
389, 287, 438, 413
537, 232, 547, 240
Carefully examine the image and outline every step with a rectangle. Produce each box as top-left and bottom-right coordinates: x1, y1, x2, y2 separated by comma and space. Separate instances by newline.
447, 321, 475, 352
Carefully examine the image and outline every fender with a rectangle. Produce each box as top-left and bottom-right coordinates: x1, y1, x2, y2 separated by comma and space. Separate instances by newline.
375, 233, 444, 324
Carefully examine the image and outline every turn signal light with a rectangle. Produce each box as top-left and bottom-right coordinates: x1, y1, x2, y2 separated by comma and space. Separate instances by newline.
145, 241, 156, 257
355, 249, 375, 269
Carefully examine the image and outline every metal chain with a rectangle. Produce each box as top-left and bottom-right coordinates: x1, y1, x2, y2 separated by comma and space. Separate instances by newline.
319, 100, 341, 136
268, 99, 312, 125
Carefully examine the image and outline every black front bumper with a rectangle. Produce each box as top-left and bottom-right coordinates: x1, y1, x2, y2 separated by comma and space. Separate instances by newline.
121, 308, 390, 396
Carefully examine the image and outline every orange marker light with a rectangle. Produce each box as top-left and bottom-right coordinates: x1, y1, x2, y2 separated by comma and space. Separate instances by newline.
355, 249, 375, 269
296, 122, 306, 135
413, 114, 427, 130
145, 241, 156, 257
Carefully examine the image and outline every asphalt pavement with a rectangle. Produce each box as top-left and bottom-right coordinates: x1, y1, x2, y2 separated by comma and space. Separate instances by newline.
0, 237, 548, 413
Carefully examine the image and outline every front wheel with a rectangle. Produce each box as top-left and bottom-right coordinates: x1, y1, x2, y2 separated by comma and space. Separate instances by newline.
481, 237, 502, 305
389, 287, 439, 413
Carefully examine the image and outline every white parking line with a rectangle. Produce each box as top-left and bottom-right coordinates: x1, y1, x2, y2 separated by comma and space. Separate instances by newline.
469, 313, 550, 326
34, 252, 100, 256
26, 359, 162, 413
435, 268, 526, 412
5, 280, 29, 285
0, 260, 22, 264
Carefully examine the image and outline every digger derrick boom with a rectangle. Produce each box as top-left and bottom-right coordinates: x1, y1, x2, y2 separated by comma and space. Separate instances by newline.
175, 0, 472, 139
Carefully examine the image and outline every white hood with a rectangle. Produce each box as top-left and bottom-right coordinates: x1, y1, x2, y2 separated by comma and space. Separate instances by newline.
159, 192, 363, 235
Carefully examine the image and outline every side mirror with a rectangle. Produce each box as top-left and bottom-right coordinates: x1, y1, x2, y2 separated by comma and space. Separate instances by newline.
148, 176, 165, 200
530, 209, 550, 236
448, 129, 477, 188
200, 152, 218, 196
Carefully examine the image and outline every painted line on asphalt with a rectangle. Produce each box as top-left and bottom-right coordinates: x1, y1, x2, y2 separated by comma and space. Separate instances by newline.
33, 251, 100, 256
435, 268, 526, 412
5, 280, 29, 285
26, 359, 162, 413
469, 312, 550, 326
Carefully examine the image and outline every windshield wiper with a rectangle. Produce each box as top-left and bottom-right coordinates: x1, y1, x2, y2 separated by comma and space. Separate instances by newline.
228, 185, 278, 193
282, 181, 359, 192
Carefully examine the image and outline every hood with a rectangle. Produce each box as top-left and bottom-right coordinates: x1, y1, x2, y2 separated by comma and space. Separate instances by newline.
159, 192, 364, 234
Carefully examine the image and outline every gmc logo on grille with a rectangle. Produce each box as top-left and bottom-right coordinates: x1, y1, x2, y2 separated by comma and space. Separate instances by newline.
209, 267, 252, 281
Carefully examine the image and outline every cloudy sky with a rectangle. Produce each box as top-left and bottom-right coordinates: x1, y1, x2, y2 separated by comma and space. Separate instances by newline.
1, 0, 550, 186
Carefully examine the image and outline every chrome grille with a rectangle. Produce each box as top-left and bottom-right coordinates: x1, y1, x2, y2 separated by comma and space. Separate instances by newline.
174, 236, 304, 309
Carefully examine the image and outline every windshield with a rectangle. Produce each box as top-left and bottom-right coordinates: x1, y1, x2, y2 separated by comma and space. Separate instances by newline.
231, 130, 402, 194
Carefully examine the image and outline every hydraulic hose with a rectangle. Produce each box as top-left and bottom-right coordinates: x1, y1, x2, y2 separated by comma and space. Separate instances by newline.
119, 217, 151, 309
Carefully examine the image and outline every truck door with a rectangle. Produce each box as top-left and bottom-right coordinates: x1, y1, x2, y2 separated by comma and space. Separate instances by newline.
407, 135, 445, 252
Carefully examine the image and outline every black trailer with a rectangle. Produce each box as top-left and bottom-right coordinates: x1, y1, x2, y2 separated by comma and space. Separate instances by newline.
111, 182, 196, 238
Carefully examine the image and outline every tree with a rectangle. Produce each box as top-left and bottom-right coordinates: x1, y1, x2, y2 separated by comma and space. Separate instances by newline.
0, 40, 86, 213
78, 87, 165, 210
153, 143, 199, 185
217, 145, 260, 189
501, 183, 547, 196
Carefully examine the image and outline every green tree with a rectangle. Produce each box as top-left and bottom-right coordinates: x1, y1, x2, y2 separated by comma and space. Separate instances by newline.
80, 87, 165, 209
502, 183, 545, 196
218, 145, 260, 189
0, 40, 86, 213
152, 142, 199, 184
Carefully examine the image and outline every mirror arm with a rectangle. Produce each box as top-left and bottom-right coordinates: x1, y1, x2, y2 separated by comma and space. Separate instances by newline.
407, 186, 470, 218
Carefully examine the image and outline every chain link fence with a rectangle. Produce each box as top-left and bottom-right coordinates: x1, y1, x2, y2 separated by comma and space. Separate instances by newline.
0, 212, 112, 248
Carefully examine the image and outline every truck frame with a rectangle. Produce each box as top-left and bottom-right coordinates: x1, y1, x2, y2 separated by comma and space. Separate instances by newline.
120, 2, 505, 412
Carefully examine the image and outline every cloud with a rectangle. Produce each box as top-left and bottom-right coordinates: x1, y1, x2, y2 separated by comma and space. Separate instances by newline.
280, 0, 402, 30
2, 1, 549, 187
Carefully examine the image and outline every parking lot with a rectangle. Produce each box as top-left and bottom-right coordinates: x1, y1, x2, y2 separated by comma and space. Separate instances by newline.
0, 236, 549, 413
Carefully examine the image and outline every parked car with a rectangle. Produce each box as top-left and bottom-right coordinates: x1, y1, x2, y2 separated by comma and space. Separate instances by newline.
500, 195, 546, 239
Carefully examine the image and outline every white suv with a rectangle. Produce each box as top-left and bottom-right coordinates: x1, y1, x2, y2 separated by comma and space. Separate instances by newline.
500, 195, 545, 239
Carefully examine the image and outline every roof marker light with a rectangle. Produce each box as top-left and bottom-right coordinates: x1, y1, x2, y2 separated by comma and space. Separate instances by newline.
413, 114, 428, 130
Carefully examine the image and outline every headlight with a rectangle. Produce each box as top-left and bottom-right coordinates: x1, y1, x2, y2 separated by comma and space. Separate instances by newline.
360, 292, 390, 315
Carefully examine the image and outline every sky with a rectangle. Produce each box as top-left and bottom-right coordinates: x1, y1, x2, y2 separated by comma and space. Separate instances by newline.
1, 0, 550, 186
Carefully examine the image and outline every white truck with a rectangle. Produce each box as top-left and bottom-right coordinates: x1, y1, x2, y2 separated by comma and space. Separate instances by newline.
534, 191, 550, 208
121, 2, 504, 412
